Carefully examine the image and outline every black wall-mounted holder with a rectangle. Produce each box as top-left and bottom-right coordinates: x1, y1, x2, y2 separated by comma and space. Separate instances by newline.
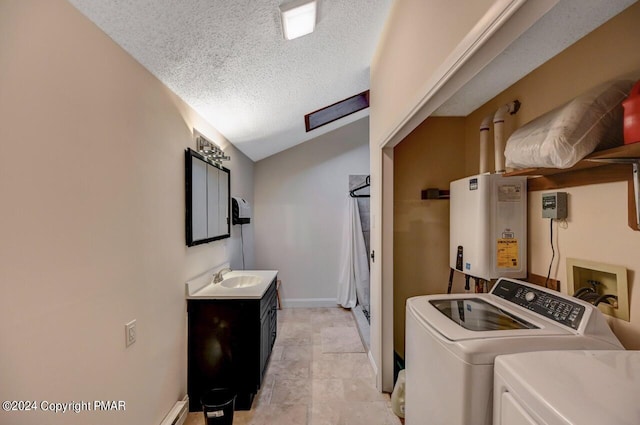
421, 188, 450, 199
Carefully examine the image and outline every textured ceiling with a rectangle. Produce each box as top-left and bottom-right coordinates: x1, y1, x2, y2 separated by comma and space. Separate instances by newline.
67, 0, 636, 161
68, 0, 392, 161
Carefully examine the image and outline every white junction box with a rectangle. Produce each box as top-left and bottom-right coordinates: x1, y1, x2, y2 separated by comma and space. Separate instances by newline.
449, 174, 527, 280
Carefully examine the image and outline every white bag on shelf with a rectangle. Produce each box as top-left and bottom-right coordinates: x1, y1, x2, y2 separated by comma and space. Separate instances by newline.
505, 80, 632, 169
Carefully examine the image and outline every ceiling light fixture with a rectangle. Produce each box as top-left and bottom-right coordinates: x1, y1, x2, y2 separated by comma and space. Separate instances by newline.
279, 0, 317, 41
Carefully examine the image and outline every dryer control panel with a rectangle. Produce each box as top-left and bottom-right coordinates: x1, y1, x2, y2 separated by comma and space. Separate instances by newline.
491, 279, 586, 330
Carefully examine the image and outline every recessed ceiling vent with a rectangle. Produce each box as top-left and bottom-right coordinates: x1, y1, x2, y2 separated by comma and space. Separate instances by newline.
305, 90, 370, 132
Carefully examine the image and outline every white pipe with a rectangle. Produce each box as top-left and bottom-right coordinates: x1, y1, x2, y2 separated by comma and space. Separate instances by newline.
493, 100, 520, 173
494, 119, 506, 173
479, 115, 493, 174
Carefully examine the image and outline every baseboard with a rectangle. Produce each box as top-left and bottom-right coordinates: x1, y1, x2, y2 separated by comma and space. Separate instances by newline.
281, 298, 337, 308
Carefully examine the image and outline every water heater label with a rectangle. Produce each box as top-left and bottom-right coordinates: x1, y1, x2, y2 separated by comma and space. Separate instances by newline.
497, 239, 519, 268
498, 184, 522, 202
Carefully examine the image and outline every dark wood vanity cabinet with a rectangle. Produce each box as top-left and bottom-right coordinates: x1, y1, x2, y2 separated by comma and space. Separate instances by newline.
187, 277, 278, 411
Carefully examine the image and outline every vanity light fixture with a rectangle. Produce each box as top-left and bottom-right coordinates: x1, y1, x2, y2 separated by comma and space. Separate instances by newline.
195, 131, 230, 167
279, 0, 317, 40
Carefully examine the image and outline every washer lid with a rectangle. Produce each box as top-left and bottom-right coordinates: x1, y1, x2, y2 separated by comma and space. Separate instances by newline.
496, 351, 640, 425
407, 294, 570, 342
429, 298, 538, 331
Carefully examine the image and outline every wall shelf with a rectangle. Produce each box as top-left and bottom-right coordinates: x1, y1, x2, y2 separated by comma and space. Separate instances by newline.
504, 143, 640, 231
504, 142, 640, 178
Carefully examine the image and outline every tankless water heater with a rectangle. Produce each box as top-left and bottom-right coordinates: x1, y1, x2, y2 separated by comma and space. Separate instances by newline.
449, 174, 527, 281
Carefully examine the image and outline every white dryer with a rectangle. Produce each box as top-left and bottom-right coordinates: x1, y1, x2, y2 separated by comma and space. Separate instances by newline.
404, 278, 623, 425
494, 350, 640, 425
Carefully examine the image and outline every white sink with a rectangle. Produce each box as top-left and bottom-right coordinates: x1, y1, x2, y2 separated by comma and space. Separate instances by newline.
186, 269, 278, 299
219, 275, 262, 289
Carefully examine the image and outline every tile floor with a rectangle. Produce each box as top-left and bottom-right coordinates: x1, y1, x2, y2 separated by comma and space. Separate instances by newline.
185, 307, 401, 425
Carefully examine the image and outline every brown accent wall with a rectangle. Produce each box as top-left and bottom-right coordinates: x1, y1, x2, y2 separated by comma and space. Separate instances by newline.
393, 117, 466, 357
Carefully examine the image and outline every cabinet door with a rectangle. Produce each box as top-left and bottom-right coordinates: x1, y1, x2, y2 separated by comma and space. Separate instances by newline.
206, 164, 220, 238
269, 296, 277, 350
191, 158, 208, 241
259, 311, 270, 384
218, 168, 229, 234
187, 301, 237, 411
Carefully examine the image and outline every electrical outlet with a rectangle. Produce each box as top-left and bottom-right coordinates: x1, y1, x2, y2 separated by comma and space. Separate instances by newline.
125, 320, 137, 347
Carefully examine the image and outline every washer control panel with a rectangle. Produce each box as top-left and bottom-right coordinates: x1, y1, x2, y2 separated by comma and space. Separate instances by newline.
491, 279, 586, 330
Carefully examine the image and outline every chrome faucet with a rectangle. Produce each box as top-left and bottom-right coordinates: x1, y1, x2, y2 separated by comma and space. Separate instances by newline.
212, 267, 232, 284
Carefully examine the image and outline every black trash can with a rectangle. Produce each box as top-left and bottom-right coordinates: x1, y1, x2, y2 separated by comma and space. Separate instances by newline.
201, 388, 236, 425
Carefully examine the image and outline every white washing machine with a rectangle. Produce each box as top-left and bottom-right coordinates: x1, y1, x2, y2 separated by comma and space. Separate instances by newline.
404, 278, 623, 425
494, 350, 640, 425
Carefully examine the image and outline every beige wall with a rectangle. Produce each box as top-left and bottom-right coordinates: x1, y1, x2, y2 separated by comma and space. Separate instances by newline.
370, 0, 510, 389
253, 118, 370, 306
0, 1, 253, 424
463, 2, 640, 348
393, 117, 466, 357
370, 0, 498, 147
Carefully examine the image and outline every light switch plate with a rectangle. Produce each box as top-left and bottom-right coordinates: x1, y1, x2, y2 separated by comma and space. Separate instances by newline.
125, 320, 137, 347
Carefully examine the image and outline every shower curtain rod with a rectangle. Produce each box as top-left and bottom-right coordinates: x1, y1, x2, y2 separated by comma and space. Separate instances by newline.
349, 175, 370, 198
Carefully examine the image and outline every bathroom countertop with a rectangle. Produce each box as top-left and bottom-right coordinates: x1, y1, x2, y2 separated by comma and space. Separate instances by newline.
185, 269, 278, 300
